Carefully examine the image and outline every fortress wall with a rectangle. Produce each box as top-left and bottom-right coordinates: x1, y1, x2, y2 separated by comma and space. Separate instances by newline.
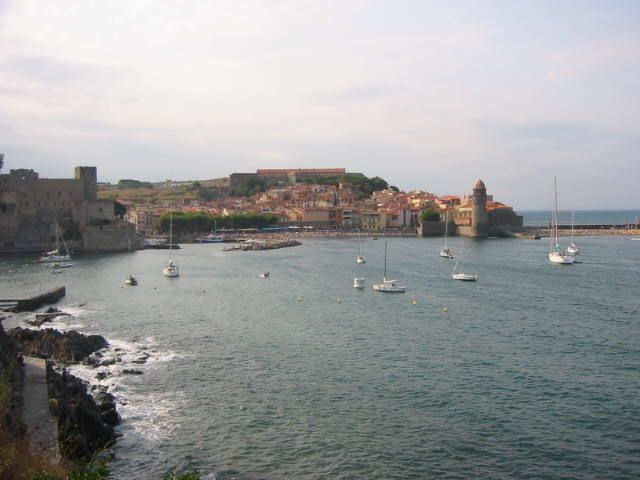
80, 224, 130, 252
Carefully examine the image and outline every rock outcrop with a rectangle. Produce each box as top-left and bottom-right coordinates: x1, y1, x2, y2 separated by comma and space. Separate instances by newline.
46, 364, 119, 460
0, 319, 24, 434
9, 328, 108, 364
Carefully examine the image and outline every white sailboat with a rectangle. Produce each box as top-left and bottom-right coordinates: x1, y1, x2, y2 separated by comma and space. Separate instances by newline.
39, 221, 72, 266
125, 238, 138, 286
439, 211, 454, 259
373, 241, 406, 293
548, 177, 574, 265
451, 241, 477, 281
163, 204, 180, 277
356, 230, 366, 264
198, 220, 225, 243
567, 211, 580, 255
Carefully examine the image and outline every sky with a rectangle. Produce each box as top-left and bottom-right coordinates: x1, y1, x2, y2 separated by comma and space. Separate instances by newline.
0, 0, 638, 209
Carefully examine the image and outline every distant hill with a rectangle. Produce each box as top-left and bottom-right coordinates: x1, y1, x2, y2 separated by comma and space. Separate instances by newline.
98, 177, 230, 204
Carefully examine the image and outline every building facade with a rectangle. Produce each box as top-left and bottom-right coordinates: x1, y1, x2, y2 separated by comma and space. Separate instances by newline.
0, 165, 131, 252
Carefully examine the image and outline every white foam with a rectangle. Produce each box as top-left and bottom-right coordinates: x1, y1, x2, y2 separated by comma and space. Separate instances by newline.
116, 389, 188, 442
64, 334, 185, 444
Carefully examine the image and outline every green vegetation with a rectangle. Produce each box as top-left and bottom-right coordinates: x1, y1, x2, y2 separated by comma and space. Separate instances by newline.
117, 179, 153, 189
164, 472, 202, 480
193, 185, 222, 202
160, 211, 278, 234
421, 209, 441, 222
301, 174, 388, 195
229, 177, 279, 197
114, 201, 127, 219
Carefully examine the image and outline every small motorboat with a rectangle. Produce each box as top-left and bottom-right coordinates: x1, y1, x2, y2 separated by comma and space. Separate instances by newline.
260, 271, 270, 278
353, 277, 365, 289
125, 274, 138, 286
452, 272, 478, 281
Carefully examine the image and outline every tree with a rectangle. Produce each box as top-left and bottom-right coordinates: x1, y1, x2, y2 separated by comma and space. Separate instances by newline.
114, 201, 127, 219
117, 179, 153, 189
421, 209, 441, 222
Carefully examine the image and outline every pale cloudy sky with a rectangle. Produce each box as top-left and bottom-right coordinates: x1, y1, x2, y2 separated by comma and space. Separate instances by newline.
0, 0, 638, 209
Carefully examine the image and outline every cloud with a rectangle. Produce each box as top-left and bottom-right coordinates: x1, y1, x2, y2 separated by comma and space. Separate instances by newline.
1, 54, 129, 87
476, 121, 598, 149
316, 84, 398, 103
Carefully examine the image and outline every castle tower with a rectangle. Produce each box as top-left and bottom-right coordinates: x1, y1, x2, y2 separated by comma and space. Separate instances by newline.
75, 166, 97, 201
471, 179, 488, 237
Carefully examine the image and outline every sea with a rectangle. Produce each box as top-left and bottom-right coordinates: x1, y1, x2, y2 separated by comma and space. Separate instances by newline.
522, 209, 639, 227
1, 211, 639, 479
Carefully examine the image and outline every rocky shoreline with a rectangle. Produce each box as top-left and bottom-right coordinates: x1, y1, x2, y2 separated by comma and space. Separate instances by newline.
5, 324, 121, 462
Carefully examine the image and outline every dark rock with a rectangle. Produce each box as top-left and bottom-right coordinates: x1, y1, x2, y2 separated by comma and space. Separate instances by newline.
131, 356, 148, 364
122, 369, 143, 375
46, 364, 118, 460
0, 320, 23, 434
95, 371, 111, 381
9, 327, 108, 365
94, 391, 120, 427
27, 316, 52, 327
84, 355, 101, 368
99, 358, 116, 367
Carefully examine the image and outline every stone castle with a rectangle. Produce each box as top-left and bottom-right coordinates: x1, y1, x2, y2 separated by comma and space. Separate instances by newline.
421, 179, 523, 238
0, 165, 131, 252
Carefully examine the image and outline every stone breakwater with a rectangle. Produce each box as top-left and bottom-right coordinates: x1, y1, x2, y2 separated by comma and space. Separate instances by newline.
223, 238, 302, 251
527, 227, 640, 237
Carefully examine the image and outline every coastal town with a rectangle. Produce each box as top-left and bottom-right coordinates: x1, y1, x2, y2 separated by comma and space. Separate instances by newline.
1, 163, 529, 252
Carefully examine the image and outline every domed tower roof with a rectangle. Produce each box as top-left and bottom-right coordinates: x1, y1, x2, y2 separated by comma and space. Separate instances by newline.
474, 179, 486, 190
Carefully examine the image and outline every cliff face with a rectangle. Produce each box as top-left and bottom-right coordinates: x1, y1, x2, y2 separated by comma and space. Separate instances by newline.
0, 319, 24, 434
47, 365, 118, 460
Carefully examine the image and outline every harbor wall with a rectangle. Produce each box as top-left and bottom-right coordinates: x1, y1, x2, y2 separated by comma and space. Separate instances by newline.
13, 287, 66, 312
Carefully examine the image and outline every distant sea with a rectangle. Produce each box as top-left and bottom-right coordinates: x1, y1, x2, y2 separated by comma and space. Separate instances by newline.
521, 209, 640, 227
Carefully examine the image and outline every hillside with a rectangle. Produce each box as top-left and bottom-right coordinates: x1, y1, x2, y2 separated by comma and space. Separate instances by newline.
97, 177, 229, 204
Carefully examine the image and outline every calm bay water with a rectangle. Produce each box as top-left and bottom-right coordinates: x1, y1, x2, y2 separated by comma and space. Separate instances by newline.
2, 234, 640, 479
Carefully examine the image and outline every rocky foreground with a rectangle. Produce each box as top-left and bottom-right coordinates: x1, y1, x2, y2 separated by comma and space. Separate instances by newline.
7, 326, 120, 461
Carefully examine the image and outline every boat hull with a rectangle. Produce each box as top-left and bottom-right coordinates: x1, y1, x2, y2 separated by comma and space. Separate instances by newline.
353, 277, 365, 288
452, 273, 477, 281
373, 280, 406, 292
548, 252, 575, 264
163, 265, 180, 277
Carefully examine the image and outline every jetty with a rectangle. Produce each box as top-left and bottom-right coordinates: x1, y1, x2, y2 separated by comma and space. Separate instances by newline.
222, 238, 301, 251
0, 286, 66, 312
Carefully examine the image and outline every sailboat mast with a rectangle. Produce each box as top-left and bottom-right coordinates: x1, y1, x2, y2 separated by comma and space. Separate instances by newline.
168, 204, 173, 260
553, 176, 559, 247
383, 241, 388, 281
443, 212, 448, 248
571, 210, 575, 243
55, 221, 60, 252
